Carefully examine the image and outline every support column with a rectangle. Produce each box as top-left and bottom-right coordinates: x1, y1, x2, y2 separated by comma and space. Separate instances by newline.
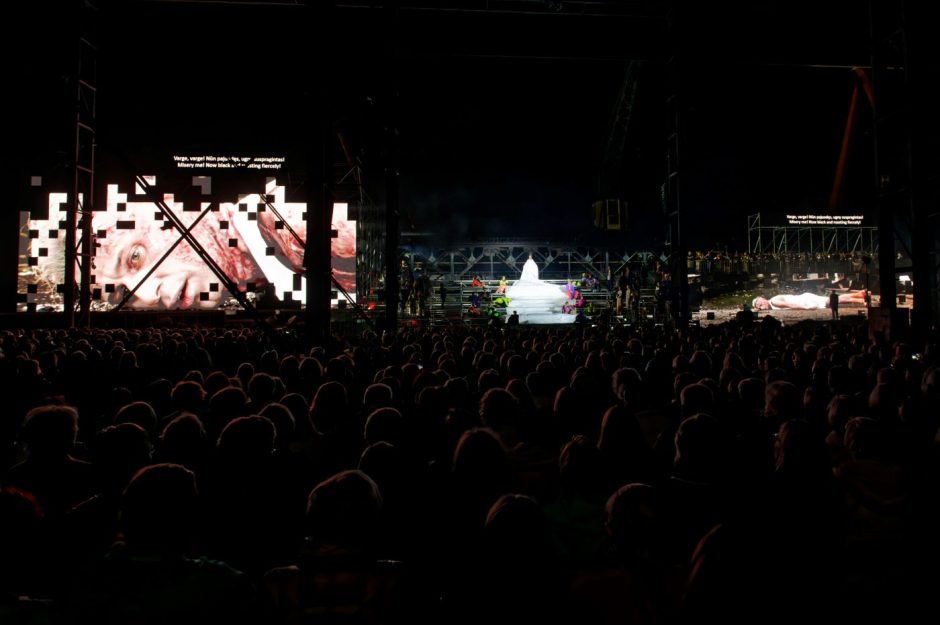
871, 0, 919, 334
905, 2, 940, 330
383, 0, 400, 334
665, 75, 688, 325
65, 1, 97, 327
305, 0, 334, 343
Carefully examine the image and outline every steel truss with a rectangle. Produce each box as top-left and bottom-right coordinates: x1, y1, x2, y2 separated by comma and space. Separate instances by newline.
64, 1, 98, 327
747, 214, 878, 256
334, 135, 384, 309
121, 175, 262, 319
664, 84, 686, 323
400, 239, 660, 282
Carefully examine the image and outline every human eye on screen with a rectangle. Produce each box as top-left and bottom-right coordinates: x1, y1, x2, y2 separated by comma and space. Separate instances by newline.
126, 244, 147, 272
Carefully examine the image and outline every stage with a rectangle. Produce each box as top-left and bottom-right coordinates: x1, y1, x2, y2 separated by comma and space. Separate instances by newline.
2, 286, 913, 332
693, 292, 917, 326
692, 306, 871, 326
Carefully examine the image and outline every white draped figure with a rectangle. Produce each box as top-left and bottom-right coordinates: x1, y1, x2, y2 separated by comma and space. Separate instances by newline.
519, 255, 540, 281
506, 254, 574, 324
752, 290, 869, 311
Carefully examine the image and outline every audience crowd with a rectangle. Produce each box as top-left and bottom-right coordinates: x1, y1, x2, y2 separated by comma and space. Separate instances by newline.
1, 315, 939, 624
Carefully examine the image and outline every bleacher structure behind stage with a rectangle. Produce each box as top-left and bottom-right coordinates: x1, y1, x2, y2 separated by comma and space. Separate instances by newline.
397, 239, 663, 324
394, 278, 685, 327
418, 278, 616, 325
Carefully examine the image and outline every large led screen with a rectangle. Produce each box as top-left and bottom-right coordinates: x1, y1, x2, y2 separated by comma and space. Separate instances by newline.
18, 173, 355, 312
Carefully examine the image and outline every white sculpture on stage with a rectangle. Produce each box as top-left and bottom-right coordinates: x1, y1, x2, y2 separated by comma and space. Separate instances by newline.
505, 254, 575, 324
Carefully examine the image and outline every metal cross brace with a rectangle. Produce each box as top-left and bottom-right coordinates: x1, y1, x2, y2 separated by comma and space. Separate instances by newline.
111, 201, 215, 311
121, 175, 260, 318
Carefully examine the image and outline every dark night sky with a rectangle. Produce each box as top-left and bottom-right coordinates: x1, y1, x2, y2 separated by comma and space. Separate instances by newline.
14, 0, 877, 251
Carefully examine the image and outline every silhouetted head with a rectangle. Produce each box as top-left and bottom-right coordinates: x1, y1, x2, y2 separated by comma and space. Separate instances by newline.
363, 406, 403, 445
236, 362, 255, 388
259, 402, 295, 450
844, 416, 886, 461
203, 371, 230, 398
309, 381, 348, 435
159, 412, 208, 470
484, 493, 552, 562
479, 387, 518, 433
114, 401, 158, 435
559, 434, 605, 495
612, 366, 643, 406
247, 372, 278, 407
598, 404, 646, 457
606, 483, 659, 557
680, 383, 715, 419
452, 427, 512, 493
120, 463, 198, 553
21, 405, 79, 458
306, 470, 382, 550
206, 386, 249, 440
775, 419, 829, 476
674, 413, 728, 482
171, 380, 207, 415
93, 423, 152, 491
362, 382, 394, 412
358, 442, 404, 498
764, 380, 802, 426
217, 415, 276, 463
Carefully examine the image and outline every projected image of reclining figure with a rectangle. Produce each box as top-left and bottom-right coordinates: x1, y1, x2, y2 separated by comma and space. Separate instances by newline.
25, 178, 356, 310
92, 200, 301, 309
505, 254, 574, 324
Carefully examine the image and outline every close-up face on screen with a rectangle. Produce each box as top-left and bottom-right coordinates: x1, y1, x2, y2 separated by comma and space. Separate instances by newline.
18, 174, 356, 312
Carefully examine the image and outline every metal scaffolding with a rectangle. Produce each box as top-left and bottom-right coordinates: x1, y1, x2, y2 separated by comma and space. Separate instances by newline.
63, 1, 98, 327
334, 153, 384, 309
400, 239, 660, 282
747, 213, 878, 256
664, 87, 687, 323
